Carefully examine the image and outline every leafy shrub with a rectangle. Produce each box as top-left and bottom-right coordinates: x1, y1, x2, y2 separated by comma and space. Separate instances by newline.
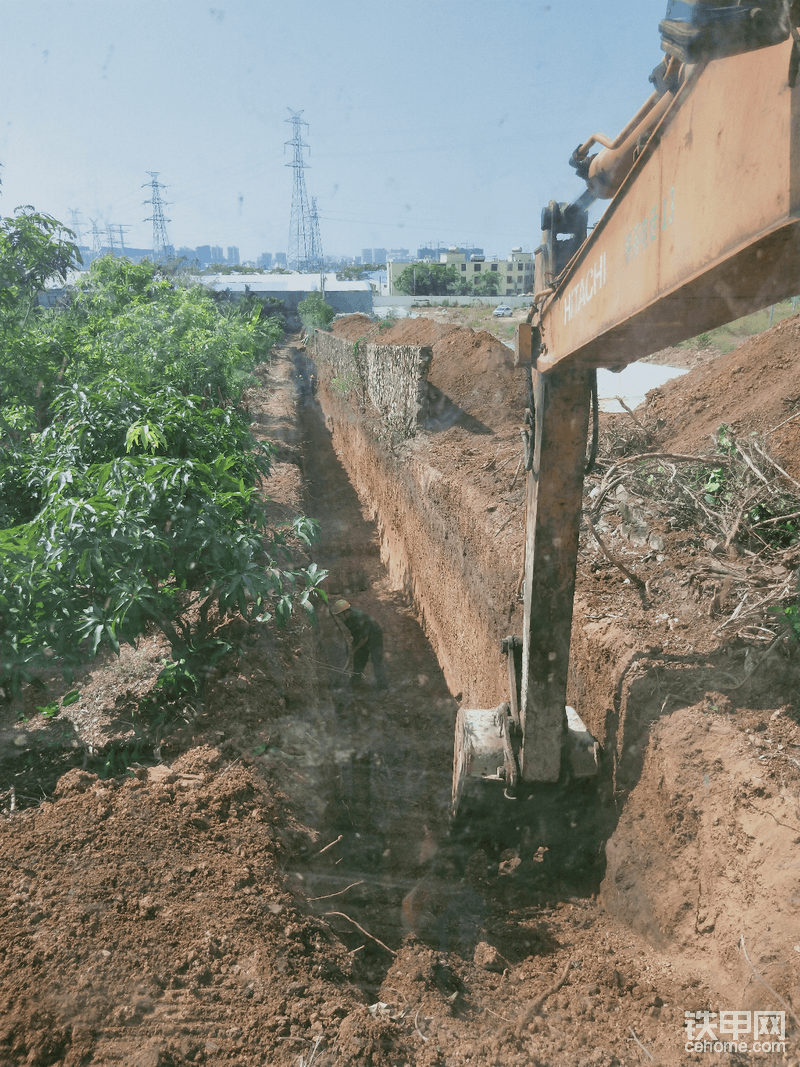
298, 291, 335, 331
0, 223, 325, 699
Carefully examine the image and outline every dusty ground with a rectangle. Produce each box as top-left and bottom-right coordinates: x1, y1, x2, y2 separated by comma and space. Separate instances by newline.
2, 312, 800, 1066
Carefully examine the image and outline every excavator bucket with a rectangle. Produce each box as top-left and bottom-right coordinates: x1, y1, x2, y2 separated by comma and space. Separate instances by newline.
451, 703, 599, 820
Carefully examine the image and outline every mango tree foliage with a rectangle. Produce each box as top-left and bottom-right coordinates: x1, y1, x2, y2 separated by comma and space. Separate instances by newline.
0, 207, 80, 318
0, 241, 324, 699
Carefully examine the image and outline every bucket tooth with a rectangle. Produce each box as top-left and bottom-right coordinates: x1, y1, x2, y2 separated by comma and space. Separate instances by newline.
565, 705, 600, 778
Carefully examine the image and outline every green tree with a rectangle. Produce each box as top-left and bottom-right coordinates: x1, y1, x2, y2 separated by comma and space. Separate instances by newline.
335, 263, 383, 281
471, 271, 503, 297
298, 290, 335, 331
393, 262, 460, 296
0, 233, 325, 700
0, 207, 80, 321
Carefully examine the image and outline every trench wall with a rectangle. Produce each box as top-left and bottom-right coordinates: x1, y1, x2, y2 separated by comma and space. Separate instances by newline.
311, 332, 642, 747
310, 333, 800, 1008
313, 331, 433, 437
310, 333, 517, 707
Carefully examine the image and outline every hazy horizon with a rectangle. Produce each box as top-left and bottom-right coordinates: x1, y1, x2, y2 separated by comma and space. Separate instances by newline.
1, 1, 667, 261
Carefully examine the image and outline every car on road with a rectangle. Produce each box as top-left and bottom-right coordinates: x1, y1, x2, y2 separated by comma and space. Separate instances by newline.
492, 304, 513, 317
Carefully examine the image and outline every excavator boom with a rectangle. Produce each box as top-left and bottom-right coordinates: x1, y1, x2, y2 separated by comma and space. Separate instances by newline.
531, 38, 800, 375
453, 10, 800, 817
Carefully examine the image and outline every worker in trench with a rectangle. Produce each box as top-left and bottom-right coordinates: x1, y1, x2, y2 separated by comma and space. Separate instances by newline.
330, 599, 388, 691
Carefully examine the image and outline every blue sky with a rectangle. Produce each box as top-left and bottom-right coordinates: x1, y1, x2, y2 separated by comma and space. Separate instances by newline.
0, 0, 668, 261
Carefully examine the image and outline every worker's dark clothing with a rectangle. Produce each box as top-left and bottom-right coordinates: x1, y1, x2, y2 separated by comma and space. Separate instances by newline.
342, 608, 387, 690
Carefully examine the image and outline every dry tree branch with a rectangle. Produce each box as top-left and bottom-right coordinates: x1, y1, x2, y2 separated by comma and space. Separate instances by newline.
751, 440, 800, 492
585, 515, 648, 601
720, 630, 787, 690
615, 396, 648, 432
604, 451, 733, 476
588, 474, 629, 518
735, 441, 770, 486
752, 509, 800, 529
628, 1026, 655, 1062
414, 1007, 430, 1043
324, 911, 396, 956
516, 959, 574, 1033
677, 480, 725, 524
712, 594, 748, 635
765, 410, 800, 437
740, 935, 800, 1033
308, 881, 363, 902
724, 488, 767, 551
317, 835, 343, 854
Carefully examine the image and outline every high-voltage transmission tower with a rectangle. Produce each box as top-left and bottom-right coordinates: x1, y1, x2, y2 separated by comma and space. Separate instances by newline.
88, 218, 104, 255
310, 198, 323, 268
67, 208, 84, 245
285, 110, 323, 271
143, 172, 174, 261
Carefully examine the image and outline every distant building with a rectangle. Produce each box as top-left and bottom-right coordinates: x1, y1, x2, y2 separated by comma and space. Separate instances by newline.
388, 246, 533, 297
211, 245, 224, 263
388, 248, 411, 263
257, 253, 273, 269
361, 248, 372, 264
196, 245, 212, 266
372, 248, 387, 265
354, 256, 362, 266
417, 245, 483, 261
227, 246, 240, 266
199, 272, 372, 319
275, 252, 287, 267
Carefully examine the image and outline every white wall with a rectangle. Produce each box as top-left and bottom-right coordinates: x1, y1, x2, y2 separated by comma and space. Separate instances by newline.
373, 294, 530, 309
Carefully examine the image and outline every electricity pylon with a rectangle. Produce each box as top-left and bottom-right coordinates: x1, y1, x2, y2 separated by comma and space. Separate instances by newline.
117, 225, 130, 255
285, 110, 323, 271
310, 197, 323, 269
67, 208, 84, 245
88, 218, 104, 254
143, 172, 174, 261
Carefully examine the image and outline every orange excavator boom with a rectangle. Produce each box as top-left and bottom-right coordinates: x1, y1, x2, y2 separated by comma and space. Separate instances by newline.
453, 5, 800, 815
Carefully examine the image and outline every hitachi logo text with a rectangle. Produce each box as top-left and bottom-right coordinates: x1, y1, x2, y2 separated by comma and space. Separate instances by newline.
563, 252, 607, 324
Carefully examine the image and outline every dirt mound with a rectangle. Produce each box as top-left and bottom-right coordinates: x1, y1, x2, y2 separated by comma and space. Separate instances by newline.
0, 747, 371, 1067
604, 701, 800, 998
329, 314, 376, 341
331, 315, 523, 432
647, 314, 800, 478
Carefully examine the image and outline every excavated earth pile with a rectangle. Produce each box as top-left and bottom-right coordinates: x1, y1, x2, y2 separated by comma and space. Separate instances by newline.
2, 317, 800, 1067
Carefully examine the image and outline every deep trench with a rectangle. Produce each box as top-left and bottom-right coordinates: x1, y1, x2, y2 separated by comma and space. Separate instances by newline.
277, 353, 460, 992
279, 351, 611, 996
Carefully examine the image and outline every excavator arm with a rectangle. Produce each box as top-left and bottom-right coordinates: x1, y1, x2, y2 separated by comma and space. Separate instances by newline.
453, 3, 800, 818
